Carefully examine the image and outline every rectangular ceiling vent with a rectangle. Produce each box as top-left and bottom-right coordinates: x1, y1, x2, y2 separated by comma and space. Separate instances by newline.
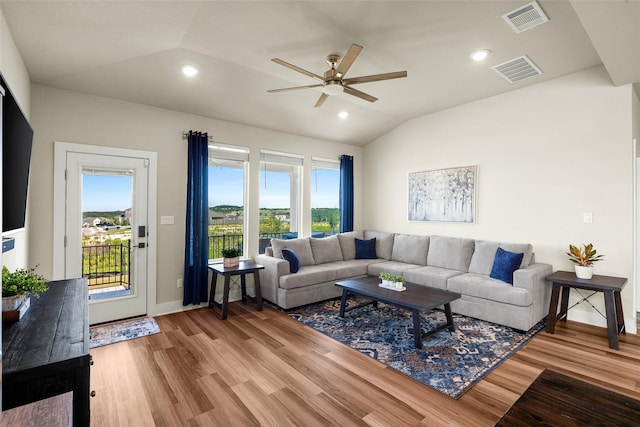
491, 56, 543, 83
502, 1, 549, 33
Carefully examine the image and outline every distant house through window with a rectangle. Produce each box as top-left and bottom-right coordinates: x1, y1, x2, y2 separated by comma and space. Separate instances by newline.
208, 143, 249, 260
259, 150, 303, 253
311, 157, 340, 237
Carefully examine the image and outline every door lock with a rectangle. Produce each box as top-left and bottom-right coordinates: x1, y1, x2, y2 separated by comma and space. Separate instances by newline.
134, 243, 146, 249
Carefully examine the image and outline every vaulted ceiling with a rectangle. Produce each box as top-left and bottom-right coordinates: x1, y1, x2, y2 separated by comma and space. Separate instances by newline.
1, 1, 638, 146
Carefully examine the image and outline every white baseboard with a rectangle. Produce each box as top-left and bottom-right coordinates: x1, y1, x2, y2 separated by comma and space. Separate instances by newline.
567, 310, 637, 335
148, 289, 245, 317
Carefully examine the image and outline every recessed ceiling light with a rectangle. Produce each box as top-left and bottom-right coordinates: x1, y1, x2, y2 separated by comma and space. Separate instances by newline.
338, 111, 349, 119
182, 65, 198, 77
470, 50, 491, 62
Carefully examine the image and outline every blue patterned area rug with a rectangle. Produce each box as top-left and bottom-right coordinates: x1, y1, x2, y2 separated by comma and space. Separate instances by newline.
288, 298, 545, 399
90, 317, 161, 349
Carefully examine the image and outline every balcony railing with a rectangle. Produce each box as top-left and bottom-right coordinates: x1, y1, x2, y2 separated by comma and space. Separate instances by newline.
209, 231, 333, 257
82, 241, 130, 289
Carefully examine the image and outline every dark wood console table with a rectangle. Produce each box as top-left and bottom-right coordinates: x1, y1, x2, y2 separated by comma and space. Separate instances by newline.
545, 270, 626, 349
2, 278, 90, 426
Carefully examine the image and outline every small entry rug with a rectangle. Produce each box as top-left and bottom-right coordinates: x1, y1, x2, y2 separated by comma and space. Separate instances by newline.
288, 298, 545, 399
90, 316, 160, 349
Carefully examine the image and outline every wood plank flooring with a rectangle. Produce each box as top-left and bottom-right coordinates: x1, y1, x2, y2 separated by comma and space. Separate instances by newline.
90, 303, 640, 426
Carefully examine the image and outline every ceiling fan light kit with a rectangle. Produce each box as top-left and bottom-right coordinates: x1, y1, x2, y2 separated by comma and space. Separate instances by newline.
268, 43, 407, 107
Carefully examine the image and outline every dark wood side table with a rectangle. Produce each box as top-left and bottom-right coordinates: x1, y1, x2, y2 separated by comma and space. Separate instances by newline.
545, 270, 627, 349
208, 261, 264, 320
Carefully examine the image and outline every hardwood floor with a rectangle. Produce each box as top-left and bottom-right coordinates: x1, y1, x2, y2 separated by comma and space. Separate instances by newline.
90, 303, 640, 426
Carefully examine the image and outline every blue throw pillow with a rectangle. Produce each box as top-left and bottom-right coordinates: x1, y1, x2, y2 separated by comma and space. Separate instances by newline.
281, 248, 300, 273
355, 237, 377, 259
490, 247, 524, 285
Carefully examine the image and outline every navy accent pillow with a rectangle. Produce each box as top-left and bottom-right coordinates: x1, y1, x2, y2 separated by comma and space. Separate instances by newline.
490, 247, 524, 285
281, 248, 300, 273
355, 237, 377, 259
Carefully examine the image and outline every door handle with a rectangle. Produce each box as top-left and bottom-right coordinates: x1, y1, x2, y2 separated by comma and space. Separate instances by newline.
133, 243, 146, 248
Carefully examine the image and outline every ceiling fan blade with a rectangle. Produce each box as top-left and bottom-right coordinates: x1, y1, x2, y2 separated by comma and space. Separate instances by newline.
314, 93, 329, 108
343, 86, 378, 103
335, 44, 363, 78
342, 71, 407, 85
268, 84, 323, 93
271, 58, 325, 82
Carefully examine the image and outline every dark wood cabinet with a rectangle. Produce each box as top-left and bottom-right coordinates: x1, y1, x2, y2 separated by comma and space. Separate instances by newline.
2, 278, 90, 426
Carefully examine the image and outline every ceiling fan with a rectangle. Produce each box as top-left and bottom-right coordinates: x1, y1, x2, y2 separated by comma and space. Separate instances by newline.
268, 44, 407, 108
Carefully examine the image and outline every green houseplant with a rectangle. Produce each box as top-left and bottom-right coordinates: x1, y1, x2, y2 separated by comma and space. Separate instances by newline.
221, 247, 242, 267
567, 243, 604, 279
379, 272, 406, 289
2, 265, 49, 311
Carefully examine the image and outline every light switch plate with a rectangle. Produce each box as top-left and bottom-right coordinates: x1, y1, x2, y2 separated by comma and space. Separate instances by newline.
583, 212, 593, 223
161, 215, 175, 225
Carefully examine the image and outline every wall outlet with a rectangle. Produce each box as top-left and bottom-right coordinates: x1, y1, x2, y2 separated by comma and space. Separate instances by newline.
177, 278, 183, 288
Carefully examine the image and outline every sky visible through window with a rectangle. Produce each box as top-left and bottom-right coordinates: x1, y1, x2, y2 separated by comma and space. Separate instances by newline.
83, 174, 132, 211
82, 167, 339, 211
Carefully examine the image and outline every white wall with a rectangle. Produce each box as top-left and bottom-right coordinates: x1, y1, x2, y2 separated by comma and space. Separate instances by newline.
29, 85, 362, 310
0, 6, 31, 272
363, 66, 636, 331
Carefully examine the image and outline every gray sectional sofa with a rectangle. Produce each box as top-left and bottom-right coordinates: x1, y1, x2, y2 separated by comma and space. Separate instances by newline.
254, 230, 552, 331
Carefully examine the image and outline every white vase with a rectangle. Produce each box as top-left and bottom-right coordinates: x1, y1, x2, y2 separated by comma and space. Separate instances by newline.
574, 265, 593, 279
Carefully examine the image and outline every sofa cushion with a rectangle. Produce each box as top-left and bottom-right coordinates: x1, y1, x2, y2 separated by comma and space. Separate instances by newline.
337, 230, 363, 260
364, 231, 395, 260
278, 265, 336, 290
427, 235, 475, 272
271, 237, 315, 266
391, 234, 429, 265
281, 248, 300, 273
367, 261, 421, 278
310, 235, 343, 264
490, 248, 524, 285
469, 240, 533, 275
448, 273, 533, 307
323, 259, 385, 280
355, 238, 377, 259
403, 266, 465, 290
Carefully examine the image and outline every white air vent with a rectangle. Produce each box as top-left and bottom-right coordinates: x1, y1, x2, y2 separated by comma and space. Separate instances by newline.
502, 1, 549, 33
491, 56, 543, 83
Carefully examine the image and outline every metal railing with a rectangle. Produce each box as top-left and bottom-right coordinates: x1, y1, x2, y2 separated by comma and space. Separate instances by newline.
209, 231, 335, 256
82, 241, 131, 289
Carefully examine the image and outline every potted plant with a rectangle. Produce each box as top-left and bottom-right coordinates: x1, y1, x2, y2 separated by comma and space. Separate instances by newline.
221, 247, 242, 268
379, 272, 406, 289
2, 265, 49, 311
567, 243, 604, 279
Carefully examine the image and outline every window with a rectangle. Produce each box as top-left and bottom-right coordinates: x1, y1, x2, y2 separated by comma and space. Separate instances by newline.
259, 150, 303, 253
311, 157, 340, 237
208, 143, 249, 260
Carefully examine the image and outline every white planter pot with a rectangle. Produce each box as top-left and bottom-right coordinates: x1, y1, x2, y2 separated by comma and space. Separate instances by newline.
574, 265, 594, 279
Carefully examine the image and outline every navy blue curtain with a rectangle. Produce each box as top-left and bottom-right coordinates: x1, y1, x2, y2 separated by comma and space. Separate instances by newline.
183, 131, 209, 305
339, 155, 354, 232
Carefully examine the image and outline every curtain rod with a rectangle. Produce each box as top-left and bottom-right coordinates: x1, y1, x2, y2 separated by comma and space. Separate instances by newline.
181, 131, 219, 143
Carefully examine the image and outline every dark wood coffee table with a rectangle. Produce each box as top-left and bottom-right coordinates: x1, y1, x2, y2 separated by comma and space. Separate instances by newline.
335, 276, 461, 349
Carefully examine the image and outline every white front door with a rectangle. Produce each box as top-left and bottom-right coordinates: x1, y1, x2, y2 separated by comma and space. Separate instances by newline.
54, 143, 156, 324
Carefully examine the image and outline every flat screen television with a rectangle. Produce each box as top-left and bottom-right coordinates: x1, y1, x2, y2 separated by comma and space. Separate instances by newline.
1, 73, 34, 233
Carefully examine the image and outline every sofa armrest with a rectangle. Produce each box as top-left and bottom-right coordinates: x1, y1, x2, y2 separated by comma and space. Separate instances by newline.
255, 254, 290, 305
513, 262, 553, 308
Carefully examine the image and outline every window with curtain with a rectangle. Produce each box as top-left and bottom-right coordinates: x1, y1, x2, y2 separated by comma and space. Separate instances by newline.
208, 143, 249, 260
259, 150, 303, 253
311, 157, 340, 237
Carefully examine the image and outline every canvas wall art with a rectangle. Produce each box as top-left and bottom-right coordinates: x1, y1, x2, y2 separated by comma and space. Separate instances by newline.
408, 165, 476, 223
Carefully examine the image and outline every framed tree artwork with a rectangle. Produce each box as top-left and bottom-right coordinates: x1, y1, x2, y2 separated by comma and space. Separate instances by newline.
408, 165, 476, 223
